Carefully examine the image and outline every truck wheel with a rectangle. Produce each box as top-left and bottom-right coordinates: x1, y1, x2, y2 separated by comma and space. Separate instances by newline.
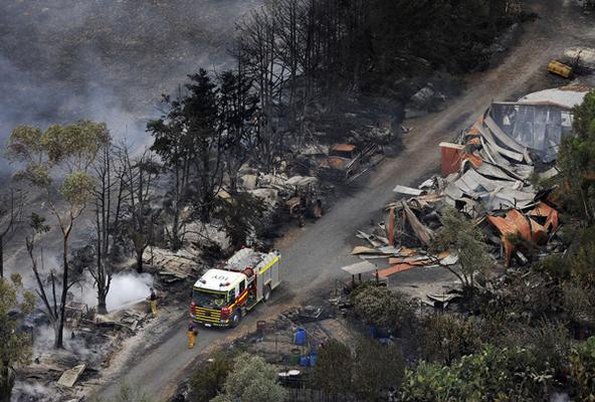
231, 310, 242, 328
263, 285, 272, 302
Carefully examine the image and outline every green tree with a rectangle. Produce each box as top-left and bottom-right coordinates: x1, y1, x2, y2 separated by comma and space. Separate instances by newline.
401, 345, 554, 402
415, 313, 482, 365
351, 284, 412, 333
0, 189, 25, 279
558, 90, 595, 223
211, 353, 286, 402
569, 336, 595, 400
0, 274, 35, 402
430, 207, 493, 292
93, 382, 153, 402
189, 353, 233, 402
353, 338, 405, 401
6, 121, 109, 348
115, 382, 153, 402
313, 339, 353, 398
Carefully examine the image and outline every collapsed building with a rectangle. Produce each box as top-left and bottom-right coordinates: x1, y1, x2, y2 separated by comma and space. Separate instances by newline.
347, 85, 590, 284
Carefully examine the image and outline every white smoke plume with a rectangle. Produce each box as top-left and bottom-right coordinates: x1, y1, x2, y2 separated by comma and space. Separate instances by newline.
76, 272, 154, 313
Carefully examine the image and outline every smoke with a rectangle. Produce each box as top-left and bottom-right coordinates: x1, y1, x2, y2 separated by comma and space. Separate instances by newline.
550, 393, 571, 402
11, 381, 54, 402
0, 0, 263, 147
105, 273, 154, 311
76, 272, 154, 312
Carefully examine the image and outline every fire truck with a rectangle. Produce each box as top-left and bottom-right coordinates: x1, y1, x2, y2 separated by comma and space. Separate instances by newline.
190, 248, 282, 328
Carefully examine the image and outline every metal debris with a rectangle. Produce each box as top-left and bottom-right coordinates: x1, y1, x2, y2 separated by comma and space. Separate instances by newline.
57, 364, 86, 388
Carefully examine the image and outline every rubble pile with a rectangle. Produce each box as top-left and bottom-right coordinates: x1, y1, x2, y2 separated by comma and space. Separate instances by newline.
347, 85, 591, 286
234, 171, 326, 226
143, 246, 202, 282
16, 305, 152, 402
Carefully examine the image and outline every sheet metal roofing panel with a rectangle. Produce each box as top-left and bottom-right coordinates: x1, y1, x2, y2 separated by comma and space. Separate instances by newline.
477, 119, 526, 162
474, 161, 520, 182
393, 185, 425, 196
518, 85, 590, 109
341, 261, 378, 275
485, 114, 529, 155
490, 103, 567, 163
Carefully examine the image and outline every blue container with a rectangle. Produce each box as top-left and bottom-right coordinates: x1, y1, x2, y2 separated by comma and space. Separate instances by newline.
294, 328, 307, 345
309, 351, 318, 367
299, 356, 310, 367
367, 325, 378, 338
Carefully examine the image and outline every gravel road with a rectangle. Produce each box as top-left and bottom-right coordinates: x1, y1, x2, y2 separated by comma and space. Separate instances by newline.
94, 0, 595, 399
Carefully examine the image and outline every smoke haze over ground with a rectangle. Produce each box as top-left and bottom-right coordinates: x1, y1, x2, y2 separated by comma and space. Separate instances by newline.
0, 0, 262, 146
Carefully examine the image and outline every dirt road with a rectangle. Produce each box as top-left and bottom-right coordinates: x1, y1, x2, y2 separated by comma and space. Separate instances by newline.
94, 1, 594, 400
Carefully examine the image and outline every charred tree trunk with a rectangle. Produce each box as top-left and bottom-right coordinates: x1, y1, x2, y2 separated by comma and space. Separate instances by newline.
136, 249, 144, 274
0, 363, 14, 402
55, 232, 70, 349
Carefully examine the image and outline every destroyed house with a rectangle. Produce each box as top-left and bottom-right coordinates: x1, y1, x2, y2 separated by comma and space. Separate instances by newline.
383, 85, 590, 269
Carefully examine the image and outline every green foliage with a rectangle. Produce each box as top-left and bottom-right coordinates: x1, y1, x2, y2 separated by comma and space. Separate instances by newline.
415, 313, 482, 365
351, 284, 412, 333
0, 274, 35, 401
211, 353, 286, 402
558, 90, 595, 222
60, 171, 95, 207
189, 353, 233, 402
7, 120, 110, 194
431, 207, 493, 289
41, 121, 110, 166
353, 339, 405, 401
13, 163, 51, 188
401, 345, 555, 402
29, 213, 50, 235
400, 361, 461, 402
313, 340, 353, 397
5, 126, 43, 161
96, 382, 153, 402
569, 337, 595, 401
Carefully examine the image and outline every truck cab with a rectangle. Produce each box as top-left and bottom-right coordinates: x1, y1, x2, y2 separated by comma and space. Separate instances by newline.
190, 269, 249, 327
190, 248, 281, 328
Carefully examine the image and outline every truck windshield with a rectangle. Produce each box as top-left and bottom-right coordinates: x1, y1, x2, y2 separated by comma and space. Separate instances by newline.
192, 289, 227, 309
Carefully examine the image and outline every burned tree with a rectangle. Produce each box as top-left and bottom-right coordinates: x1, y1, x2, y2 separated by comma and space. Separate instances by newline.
6, 122, 109, 348
148, 90, 194, 250
218, 69, 259, 193
238, 7, 286, 172
90, 143, 127, 314
120, 148, 160, 273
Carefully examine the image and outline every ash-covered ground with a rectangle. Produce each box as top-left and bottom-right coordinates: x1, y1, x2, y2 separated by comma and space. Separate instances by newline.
0, 0, 262, 146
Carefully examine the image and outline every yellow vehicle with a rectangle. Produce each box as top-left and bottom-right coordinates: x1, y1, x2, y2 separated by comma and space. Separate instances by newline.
190, 248, 282, 328
547, 60, 573, 79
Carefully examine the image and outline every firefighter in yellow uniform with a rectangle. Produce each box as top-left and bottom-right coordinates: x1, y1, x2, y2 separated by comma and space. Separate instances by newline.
187, 321, 198, 349
148, 287, 158, 317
